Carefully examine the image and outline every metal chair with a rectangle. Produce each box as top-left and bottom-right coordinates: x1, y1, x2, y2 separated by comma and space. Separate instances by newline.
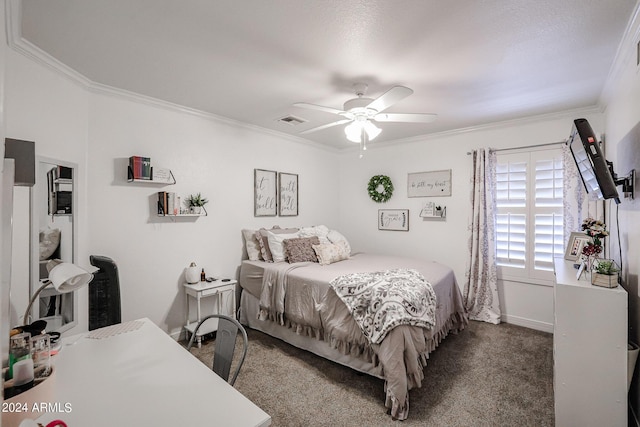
186, 314, 248, 386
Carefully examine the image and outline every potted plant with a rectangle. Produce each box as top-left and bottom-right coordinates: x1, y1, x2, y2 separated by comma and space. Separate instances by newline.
187, 193, 208, 215
591, 258, 619, 288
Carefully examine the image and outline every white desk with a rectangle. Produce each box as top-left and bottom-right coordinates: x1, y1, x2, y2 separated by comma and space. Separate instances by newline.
33, 318, 271, 426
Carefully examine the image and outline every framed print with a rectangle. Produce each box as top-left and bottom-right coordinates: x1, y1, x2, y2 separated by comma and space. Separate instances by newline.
378, 209, 409, 231
278, 172, 298, 216
407, 170, 452, 197
254, 169, 277, 216
564, 232, 591, 261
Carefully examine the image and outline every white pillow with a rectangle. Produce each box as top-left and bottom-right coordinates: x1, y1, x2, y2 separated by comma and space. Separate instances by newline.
267, 231, 300, 263
298, 225, 330, 244
327, 229, 351, 255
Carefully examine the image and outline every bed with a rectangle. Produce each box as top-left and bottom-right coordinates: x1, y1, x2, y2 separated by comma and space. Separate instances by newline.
238, 231, 468, 420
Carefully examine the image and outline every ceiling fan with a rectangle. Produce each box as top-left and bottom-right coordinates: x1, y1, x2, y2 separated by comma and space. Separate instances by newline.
294, 83, 437, 154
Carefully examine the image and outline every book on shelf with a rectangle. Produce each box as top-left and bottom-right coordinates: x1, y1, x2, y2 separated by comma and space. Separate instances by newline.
157, 191, 181, 215
129, 156, 152, 180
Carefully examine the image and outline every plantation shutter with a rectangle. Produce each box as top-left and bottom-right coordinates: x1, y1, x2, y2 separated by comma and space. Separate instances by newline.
495, 148, 564, 284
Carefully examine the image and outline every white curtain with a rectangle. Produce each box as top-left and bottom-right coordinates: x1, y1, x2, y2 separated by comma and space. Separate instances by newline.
562, 143, 584, 240
464, 148, 500, 324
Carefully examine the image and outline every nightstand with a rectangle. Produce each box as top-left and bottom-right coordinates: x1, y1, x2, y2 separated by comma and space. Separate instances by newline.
183, 279, 237, 347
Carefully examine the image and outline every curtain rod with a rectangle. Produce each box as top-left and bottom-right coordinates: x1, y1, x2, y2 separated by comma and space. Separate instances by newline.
466, 140, 566, 155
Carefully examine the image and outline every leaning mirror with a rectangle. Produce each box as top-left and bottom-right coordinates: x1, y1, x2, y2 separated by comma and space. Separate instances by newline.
28, 157, 78, 333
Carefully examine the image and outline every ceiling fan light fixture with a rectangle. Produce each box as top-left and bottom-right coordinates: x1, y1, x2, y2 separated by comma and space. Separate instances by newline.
344, 120, 381, 143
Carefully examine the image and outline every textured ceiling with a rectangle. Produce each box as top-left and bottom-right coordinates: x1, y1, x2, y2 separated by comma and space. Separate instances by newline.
18, 0, 638, 149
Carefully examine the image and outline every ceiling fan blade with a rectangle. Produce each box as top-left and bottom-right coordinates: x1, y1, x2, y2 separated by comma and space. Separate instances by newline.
365, 86, 413, 113
374, 113, 438, 123
299, 119, 352, 135
293, 102, 346, 116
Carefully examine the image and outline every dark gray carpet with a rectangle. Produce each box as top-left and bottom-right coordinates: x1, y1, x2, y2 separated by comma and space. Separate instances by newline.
186, 321, 554, 426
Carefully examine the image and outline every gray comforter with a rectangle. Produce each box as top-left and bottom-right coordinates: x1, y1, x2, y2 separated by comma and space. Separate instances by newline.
251, 253, 468, 420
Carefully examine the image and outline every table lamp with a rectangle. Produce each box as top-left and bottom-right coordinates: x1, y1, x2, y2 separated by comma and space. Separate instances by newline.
23, 259, 94, 325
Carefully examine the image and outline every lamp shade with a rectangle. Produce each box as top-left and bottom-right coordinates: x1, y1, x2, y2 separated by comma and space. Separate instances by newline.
23, 261, 93, 326
49, 262, 94, 293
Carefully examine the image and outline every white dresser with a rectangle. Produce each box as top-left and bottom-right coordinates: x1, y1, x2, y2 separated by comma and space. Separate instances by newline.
553, 258, 628, 427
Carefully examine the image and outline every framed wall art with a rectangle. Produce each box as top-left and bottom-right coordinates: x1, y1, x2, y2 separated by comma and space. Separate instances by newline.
378, 209, 409, 231
407, 170, 452, 197
254, 169, 277, 216
278, 172, 298, 216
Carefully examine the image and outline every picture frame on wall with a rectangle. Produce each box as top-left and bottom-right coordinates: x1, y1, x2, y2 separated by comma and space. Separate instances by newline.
254, 169, 277, 216
564, 231, 591, 261
407, 169, 452, 197
378, 209, 409, 231
278, 172, 298, 216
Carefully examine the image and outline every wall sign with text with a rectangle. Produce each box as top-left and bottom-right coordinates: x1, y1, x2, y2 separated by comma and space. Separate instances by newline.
254, 169, 277, 216
378, 209, 409, 231
407, 170, 452, 197
278, 172, 298, 216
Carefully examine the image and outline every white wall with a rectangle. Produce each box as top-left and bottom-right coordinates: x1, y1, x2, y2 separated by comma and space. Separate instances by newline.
338, 111, 604, 332
5, 49, 340, 337
601, 10, 640, 415
4, 50, 90, 329
86, 93, 340, 337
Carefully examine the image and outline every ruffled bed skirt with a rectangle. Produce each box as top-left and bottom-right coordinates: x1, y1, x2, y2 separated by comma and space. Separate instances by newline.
258, 305, 468, 420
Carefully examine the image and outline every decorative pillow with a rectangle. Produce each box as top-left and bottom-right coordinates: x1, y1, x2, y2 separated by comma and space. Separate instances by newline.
242, 229, 262, 261
298, 225, 331, 244
267, 230, 301, 263
255, 226, 298, 262
283, 236, 320, 263
39, 228, 61, 261
312, 242, 350, 266
327, 229, 351, 255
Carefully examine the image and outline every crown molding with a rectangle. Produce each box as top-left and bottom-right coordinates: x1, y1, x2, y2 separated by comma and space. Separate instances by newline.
5, 0, 337, 155
341, 105, 604, 153
600, 1, 640, 107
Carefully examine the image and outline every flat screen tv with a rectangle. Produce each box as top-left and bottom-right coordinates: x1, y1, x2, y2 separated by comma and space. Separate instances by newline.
568, 118, 620, 204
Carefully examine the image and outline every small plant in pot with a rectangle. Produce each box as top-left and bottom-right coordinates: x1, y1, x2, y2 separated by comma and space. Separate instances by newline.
591, 258, 620, 288
187, 193, 208, 215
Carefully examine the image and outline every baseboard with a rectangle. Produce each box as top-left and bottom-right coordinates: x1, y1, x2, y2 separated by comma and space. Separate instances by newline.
168, 328, 184, 342
501, 314, 554, 333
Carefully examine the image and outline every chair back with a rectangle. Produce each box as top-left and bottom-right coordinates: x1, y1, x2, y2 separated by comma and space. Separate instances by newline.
187, 314, 248, 386
88, 255, 122, 331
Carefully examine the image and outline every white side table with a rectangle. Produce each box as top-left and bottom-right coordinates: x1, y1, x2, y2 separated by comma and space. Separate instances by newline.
184, 279, 237, 347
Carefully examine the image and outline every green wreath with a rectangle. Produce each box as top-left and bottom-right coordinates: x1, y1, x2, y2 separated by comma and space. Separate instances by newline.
368, 175, 394, 203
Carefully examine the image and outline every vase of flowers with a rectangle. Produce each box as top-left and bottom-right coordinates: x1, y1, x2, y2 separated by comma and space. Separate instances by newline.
581, 217, 608, 270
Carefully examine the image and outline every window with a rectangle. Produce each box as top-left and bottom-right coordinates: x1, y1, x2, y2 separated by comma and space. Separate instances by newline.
495, 148, 564, 284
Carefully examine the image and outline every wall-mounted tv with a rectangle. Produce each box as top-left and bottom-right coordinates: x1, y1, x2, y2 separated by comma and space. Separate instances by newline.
568, 118, 620, 204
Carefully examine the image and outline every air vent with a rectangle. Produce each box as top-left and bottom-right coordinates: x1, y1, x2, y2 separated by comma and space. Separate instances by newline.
277, 115, 307, 126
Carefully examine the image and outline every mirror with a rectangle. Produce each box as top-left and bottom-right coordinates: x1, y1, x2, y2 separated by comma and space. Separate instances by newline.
28, 157, 78, 333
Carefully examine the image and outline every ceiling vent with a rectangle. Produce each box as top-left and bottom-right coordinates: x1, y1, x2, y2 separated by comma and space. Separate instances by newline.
277, 115, 307, 126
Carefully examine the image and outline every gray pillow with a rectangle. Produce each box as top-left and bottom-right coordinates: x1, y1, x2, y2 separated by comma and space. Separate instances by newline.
283, 236, 319, 263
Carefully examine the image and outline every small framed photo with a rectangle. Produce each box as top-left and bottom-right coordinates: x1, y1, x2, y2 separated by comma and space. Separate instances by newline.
576, 261, 587, 280
254, 169, 277, 217
278, 172, 298, 216
564, 232, 591, 261
378, 209, 409, 231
